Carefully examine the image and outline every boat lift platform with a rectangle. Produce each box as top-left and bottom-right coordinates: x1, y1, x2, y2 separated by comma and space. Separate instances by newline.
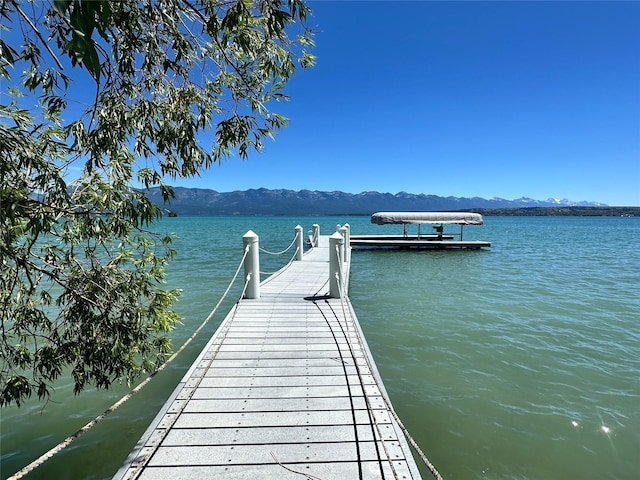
350, 212, 491, 250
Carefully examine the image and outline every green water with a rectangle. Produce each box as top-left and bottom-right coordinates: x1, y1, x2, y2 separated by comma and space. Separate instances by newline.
1, 216, 638, 479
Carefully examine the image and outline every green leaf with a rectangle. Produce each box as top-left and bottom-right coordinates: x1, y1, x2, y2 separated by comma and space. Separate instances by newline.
52, 0, 72, 17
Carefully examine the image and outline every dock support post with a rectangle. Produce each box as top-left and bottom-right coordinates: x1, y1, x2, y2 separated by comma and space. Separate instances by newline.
329, 232, 344, 298
312, 224, 320, 247
243, 230, 260, 299
295, 225, 303, 261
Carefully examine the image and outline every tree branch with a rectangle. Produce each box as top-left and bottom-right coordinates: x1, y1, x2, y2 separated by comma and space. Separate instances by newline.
15, 4, 64, 70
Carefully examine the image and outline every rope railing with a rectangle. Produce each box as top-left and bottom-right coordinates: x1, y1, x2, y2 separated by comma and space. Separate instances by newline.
7, 244, 252, 480
257, 229, 303, 277
260, 245, 300, 277
333, 268, 444, 480
240, 272, 253, 301
258, 234, 297, 255
334, 241, 349, 297
126, 269, 255, 480
321, 291, 397, 479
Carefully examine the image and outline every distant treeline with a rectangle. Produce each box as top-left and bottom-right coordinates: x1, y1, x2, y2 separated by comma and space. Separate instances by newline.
470, 206, 640, 217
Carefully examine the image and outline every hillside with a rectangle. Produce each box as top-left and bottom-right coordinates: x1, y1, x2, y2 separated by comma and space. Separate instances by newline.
144, 187, 632, 216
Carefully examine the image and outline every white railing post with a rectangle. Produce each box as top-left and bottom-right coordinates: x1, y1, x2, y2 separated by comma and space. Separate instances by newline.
343, 223, 351, 263
343, 223, 351, 246
295, 225, 303, 261
329, 232, 344, 298
336, 224, 341, 233
339, 225, 348, 263
312, 224, 319, 247
243, 230, 260, 299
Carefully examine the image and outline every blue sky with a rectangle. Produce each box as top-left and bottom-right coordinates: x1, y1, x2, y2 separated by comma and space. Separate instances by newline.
184, 0, 640, 206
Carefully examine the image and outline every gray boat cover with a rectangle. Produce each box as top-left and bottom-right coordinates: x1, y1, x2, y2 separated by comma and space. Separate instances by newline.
371, 212, 484, 225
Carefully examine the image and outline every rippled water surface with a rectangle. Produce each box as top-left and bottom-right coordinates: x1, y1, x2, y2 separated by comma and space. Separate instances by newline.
2, 216, 639, 479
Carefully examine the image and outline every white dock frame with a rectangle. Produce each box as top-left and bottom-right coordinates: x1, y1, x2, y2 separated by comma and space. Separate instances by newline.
114, 233, 423, 480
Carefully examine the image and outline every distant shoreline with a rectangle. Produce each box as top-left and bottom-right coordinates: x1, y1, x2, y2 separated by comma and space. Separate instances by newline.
469, 206, 640, 217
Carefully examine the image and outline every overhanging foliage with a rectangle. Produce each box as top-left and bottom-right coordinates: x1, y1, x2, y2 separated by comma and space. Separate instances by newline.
0, 0, 314, 406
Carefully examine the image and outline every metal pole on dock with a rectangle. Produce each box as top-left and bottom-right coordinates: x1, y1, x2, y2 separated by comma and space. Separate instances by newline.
329, 232, 344, 298
312, 224, 319, 247
243, 230, 260, 299
295, 225, 303, 261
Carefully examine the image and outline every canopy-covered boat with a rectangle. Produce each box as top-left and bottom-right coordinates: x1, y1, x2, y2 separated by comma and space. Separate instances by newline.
349, 211, 491, 249
371, 211, 483, 226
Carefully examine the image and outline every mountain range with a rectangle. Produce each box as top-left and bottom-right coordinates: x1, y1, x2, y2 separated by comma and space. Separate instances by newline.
147, 187, 606, 216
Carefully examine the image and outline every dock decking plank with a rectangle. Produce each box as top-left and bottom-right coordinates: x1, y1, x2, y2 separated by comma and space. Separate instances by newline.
161, 424, 386, 445
190, 384, 381, 399
136, 462, 412, 480
146, 440, 408, 466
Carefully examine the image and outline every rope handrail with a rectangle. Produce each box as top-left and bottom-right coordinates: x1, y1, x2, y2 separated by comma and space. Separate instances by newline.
334, 243, 347, 296
126, 270, 254, 480
259, 233, 298, 255
333, 261, 444, 480
260, 245, 300, 283
320, 295, 392, 479
8, 245, 252, 480
240, 272, 253, 300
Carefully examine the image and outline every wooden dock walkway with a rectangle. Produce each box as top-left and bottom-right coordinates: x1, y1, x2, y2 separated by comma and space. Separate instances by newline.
114, 234, 423, 480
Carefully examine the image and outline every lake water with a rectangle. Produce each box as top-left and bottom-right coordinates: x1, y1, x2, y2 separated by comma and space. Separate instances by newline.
1, 216, 639, 479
